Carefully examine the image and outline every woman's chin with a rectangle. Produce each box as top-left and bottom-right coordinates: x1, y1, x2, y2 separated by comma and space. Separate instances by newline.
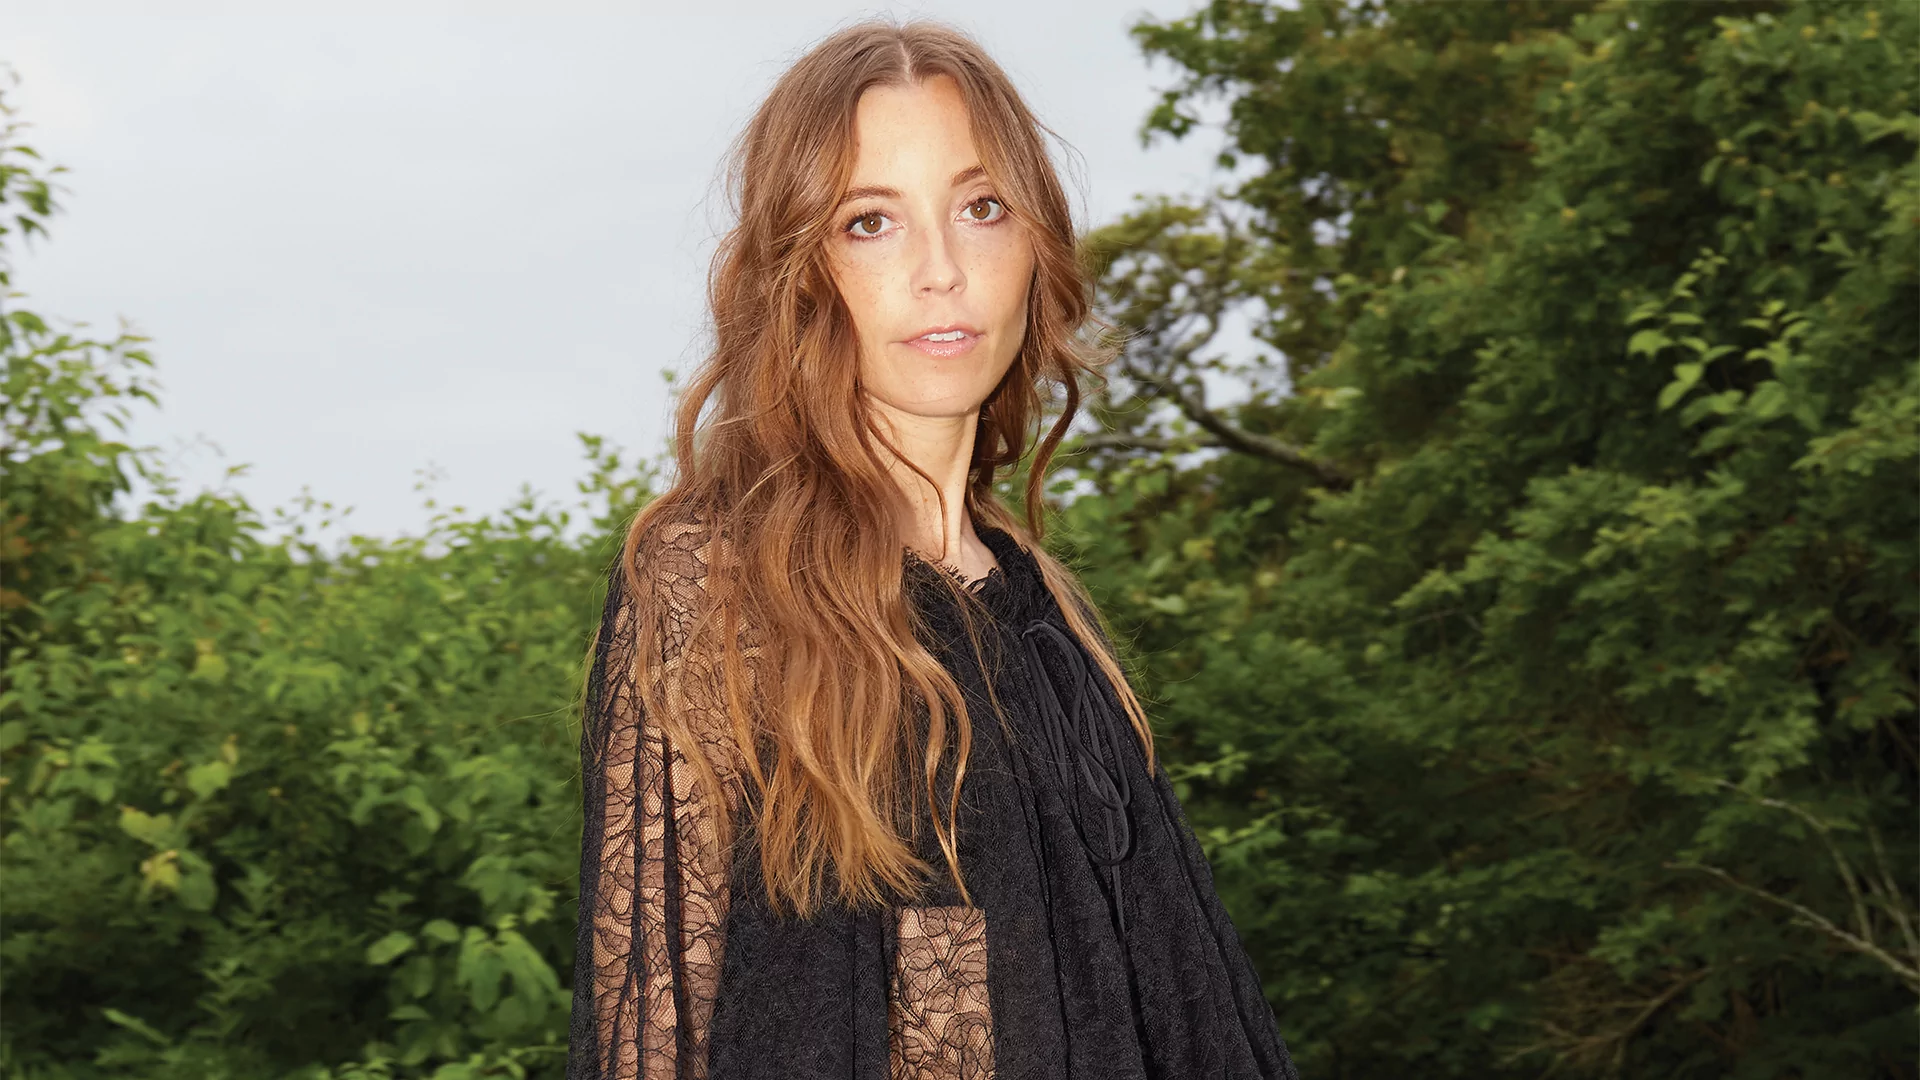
867, 381, 1002, 421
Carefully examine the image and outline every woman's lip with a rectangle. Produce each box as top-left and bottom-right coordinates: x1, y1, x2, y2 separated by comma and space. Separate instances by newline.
901, 331, 982, 358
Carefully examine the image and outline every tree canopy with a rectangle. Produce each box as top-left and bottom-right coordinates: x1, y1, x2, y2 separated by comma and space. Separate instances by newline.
1070, 1, 1917, 1075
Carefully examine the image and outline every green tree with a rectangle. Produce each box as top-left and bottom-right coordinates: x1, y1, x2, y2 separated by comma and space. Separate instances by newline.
1064, 2, 1918, 1076
2, 82, 658, 1077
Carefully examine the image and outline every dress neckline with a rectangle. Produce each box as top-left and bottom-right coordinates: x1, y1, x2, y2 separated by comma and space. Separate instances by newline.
913, 555, 1005, 595
902, 520, 1031, 609
905, 534, 1004, 593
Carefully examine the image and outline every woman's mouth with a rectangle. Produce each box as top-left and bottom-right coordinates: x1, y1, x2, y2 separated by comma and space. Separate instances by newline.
903, 327, 982, 358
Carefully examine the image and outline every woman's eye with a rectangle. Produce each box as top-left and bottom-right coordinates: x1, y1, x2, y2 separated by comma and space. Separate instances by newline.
847, 211, 891, 238
963, 197, 1005, 223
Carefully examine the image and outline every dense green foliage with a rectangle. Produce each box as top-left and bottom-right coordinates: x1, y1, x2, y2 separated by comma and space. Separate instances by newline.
1070, 1, 1918, 1077
2, 95, 658, 1074
2, 3, 1915, 1078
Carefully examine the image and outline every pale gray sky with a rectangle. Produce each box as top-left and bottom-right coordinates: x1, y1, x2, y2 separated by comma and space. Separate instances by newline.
6, 3, 1230, 541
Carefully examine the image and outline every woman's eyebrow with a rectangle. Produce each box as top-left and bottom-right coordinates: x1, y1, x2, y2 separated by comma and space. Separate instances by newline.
836, 164, 989, 206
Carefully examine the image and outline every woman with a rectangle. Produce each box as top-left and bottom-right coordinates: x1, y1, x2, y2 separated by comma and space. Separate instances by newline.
567, 19, 1300, 1080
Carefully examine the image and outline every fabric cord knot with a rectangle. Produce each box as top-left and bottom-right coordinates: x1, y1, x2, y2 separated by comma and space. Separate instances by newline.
1019, 618, 1136, 935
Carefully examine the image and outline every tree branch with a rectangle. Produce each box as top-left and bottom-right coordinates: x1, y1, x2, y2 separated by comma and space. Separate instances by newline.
1068, 431, 1225, 455
1710, 779, 1875, 943
1707, 778, 1920, 978
1125, 365, 1352, 488
1865, 820, 1920, 971
1664, 859, 1920, 993
1611, 969, 1710, 1071
1098, 197, 1353, 489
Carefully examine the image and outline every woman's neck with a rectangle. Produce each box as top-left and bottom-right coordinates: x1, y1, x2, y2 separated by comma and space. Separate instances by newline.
870, 400, 999, 580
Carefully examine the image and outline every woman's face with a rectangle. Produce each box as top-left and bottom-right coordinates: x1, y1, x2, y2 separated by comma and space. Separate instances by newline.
826, 74, 1035, 426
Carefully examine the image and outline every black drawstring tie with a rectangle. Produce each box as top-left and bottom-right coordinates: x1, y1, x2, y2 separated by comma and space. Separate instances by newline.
1020, 619, 1135, 934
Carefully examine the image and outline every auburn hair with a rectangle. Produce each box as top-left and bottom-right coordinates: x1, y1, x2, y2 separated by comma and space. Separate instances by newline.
611, 18, 1155, 918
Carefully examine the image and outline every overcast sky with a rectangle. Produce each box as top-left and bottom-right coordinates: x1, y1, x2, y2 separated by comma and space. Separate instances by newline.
5, 4, 1230, 542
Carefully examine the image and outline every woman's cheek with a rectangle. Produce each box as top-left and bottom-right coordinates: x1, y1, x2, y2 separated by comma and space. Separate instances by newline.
974, 231, 1031, 295
834, 253, 890, 338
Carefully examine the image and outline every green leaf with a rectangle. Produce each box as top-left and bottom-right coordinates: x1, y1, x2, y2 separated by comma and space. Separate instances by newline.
1658, 363, 1705, 411
1146, 594, 1189, 616
422, 918, 462, 944
398, 784, 441, 834
101, 1008, 173, 1047
118, 806, 176, 847
177, 864, 218, 912
191, 652, 229, 683
1746, 381, 1790, 421
186, 760, 233, 799
367, 930, 417, 966
1628, 329, 1673, 357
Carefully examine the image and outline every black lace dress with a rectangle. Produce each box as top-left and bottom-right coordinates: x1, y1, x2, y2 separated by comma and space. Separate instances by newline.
567, 514, 1300, 1080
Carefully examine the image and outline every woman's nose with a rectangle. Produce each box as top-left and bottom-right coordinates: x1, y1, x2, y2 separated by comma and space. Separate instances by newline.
912, 223, 966, 295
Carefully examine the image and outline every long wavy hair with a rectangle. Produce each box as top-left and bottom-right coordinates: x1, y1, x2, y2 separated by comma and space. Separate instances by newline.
612, 18, 1154, 918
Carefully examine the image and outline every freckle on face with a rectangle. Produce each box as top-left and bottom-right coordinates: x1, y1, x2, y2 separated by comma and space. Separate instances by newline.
827, 75, 1035, 422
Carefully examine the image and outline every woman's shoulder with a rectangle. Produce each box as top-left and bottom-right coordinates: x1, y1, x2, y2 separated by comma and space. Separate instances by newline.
597, 503, 739, 668
608, 500, 770, 686
618, 501, 729, 600
632, 499, 720, 561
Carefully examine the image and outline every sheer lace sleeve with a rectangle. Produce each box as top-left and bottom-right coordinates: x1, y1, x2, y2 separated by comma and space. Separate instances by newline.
889, 905, 995, 1079
568, 519, 748, 1080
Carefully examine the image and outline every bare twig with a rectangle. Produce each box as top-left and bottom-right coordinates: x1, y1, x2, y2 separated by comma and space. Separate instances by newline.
1711, 779, 1874, 942
1068, 431, 1225, 455
1707, 778, 1920, 981
1124, 365, 1353, 488
1499, 966, 1709, 1076
1612, 968, 1711, 1071
1865, 821, 1920, 970
1664, 859, 1920, 993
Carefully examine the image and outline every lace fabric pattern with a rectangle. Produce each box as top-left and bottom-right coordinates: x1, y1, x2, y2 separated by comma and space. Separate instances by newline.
889, 905, 996, 1080
570, 518, 751, 1080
